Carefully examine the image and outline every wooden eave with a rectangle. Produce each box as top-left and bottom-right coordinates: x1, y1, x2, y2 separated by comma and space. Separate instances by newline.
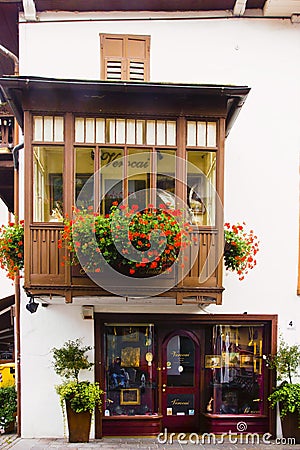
0, 76, 250, 136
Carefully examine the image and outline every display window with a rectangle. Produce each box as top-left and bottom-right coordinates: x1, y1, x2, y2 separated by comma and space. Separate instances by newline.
205, 324, 264, 415
104, 324, 157, 416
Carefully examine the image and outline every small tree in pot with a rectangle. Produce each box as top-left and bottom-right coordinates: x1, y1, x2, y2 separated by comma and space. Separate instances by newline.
268, 337, 300, 443
52, 339, 103, 443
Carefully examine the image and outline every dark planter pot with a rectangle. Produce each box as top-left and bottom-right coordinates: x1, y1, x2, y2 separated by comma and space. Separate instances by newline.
66, 400, 92, 443
281, 411, 300, 444
4, 420, 16, 434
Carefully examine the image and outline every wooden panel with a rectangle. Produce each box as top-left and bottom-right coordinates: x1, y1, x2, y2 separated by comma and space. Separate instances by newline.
29, 225, 65, 286
182, 229, 219, 287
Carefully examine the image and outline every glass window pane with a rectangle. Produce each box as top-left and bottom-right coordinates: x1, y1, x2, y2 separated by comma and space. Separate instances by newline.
104, 324, 156, 417
206, 325, 264, 415
116, 119, 126, 144
126, 120, 136, 144
187, 121, 196, 147
156, 150, 175, 208
207, 122, 217, 147
54, 117, 64, 142
106, 119, 116, 144
85, 118, 95, 143
75, 118, 85, 143
128, 149, 151, 210
100, 148, 123, 214
166, 121, 176, 146
75, 147, 94, 209
146, 120, 155, 145
167, 335, 195, 387
33, 146, 64, 222
43, 116, 53, 141
187, 151, 216, 226
156, 121, 165, 146
197, 121, 206, 147
33, 116, 43, 141
136, 120, 145, 145
96, 118, 105, 143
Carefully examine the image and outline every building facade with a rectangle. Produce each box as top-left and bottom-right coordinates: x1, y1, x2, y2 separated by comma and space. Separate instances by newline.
1, 0, 300, 440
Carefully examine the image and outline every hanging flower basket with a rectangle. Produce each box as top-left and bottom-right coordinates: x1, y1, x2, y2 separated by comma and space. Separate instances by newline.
59, 203, 192, 277
0, 221, 24, 280
224, 222, 259, 280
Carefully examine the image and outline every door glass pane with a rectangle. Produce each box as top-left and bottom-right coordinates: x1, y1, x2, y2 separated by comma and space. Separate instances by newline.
167, 336, 195, 387
33, 146, 64, 222
167, 393, 195, 416
187, 151, 216, 226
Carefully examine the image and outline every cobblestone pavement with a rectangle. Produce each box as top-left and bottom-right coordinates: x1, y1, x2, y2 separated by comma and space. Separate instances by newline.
1, 435, 300, 450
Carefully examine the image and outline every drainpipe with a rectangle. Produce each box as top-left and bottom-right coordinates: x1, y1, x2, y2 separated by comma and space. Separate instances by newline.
0, 45, 19, 75
13, 142, 24, 437
0, 40, 22, 437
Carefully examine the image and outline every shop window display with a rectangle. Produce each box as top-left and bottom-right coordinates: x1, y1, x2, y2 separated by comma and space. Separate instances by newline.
104, 324, 157, 416
205, 325, 264, 415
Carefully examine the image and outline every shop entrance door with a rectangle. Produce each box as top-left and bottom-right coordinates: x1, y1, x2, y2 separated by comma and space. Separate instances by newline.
161, 330, 200, 432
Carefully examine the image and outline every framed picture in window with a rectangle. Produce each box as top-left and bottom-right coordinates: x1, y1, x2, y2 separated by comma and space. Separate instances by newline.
240, 355, 253, 368
120, 388, 140, 405
205, 355, 222, 369
122, 327, 139, 342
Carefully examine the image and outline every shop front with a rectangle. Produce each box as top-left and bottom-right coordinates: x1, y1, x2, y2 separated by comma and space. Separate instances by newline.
95, 313, 276, 438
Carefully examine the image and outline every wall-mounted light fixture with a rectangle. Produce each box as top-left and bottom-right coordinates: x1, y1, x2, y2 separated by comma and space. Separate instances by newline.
81, 305, 94, 320
25, 297, 39, 314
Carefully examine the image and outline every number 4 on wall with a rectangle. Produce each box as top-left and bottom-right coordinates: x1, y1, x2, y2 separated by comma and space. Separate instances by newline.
286, 320, 296, 330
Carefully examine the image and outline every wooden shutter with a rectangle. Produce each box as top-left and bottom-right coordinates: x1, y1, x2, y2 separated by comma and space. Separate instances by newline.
100, 34, 150, 81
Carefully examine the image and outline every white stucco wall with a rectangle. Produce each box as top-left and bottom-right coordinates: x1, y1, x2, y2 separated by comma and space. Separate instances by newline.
20, 296, 94, 438
18, 12, 300, 437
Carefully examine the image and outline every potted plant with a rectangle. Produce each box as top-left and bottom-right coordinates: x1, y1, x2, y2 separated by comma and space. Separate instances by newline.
267, 337, 300, 443
59, 203, 191, 277
52, 339, 103, 443
0, 386, 17, 433
224, 222, 259, 280
0, 220, 24, 280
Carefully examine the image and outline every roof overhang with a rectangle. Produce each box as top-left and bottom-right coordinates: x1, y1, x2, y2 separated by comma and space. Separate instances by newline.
0, 76, 250, 137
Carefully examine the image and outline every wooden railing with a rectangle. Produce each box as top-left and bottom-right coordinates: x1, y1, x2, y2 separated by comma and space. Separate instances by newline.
27, 225, 222, 298
29, 224, 65, 286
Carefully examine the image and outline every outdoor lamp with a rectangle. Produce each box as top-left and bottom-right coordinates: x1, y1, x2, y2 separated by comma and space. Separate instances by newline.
26, 297, 39, 314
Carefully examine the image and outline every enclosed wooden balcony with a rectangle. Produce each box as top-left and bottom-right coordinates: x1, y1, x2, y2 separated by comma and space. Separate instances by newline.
0, 77, 250, 305
25, 223, 223, 304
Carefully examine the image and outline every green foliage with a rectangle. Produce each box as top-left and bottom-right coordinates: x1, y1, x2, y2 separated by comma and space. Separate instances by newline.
268, 337, 300, 422
268, 336, 300, 384
268, 383, 300, 419
0, 386, 17, 427
52, 339, 93, 382
52, 339, 103, 416
55, 381, 103, 414
0, 221, 24, 280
